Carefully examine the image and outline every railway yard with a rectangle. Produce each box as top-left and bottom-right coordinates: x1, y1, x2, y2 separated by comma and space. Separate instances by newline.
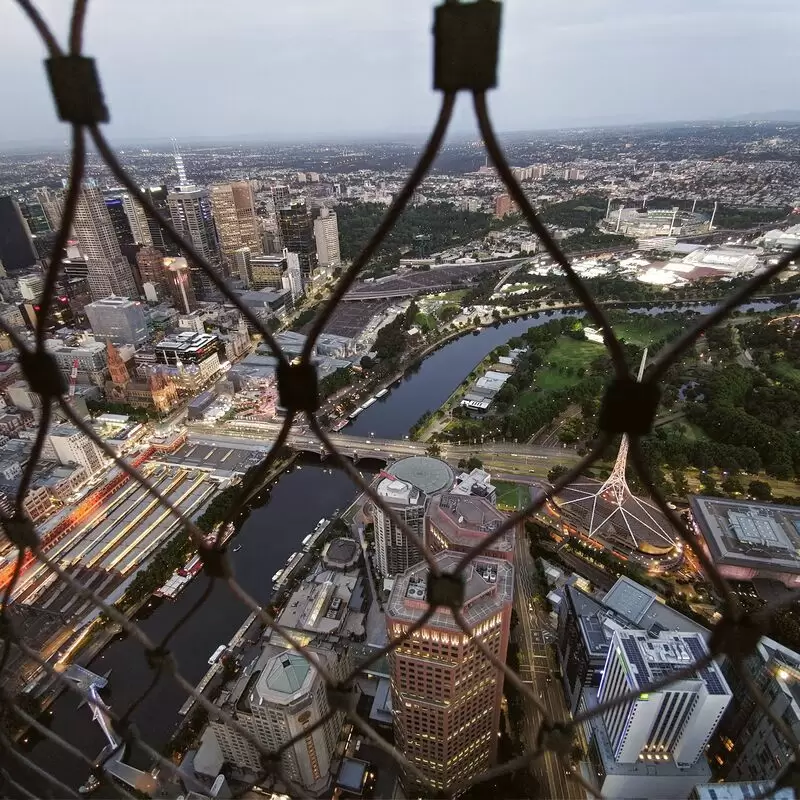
12, 464, 217, 620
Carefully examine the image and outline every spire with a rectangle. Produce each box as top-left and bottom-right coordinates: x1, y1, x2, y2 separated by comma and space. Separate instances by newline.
172, 138, 188, 186
557, 348, 675, 550
106, 339, 129, 385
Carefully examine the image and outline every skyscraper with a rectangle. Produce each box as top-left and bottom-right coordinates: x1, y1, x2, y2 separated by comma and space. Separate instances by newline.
387, 551, 513, 793
142, 186, 178, 255
104, 197, 135, 251
313, 207, 341, 273
18, 197, 51, 235
85, 296, 148, 345
271, 185, 291, 212
598, 630, 731, 767
0, 196, 37, 275
69, 181, 138, 300
208, 640, 349, 794
278, 201, 317, 279
34, 187, 65, 232
374, 475, 426, 576
120, 193, 152, 246
166, 148, 222, 301
210, 181, 261, 262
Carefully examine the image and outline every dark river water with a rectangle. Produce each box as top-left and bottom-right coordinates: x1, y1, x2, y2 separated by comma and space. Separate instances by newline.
18, 297, 793, 791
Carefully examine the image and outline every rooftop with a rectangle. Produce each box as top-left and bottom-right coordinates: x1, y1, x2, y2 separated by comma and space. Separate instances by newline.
261, 652, 310, 695
691, 495, 800, 575
387, 550, 513, 632
387, 455, 454, 496
428, 493, 512, 552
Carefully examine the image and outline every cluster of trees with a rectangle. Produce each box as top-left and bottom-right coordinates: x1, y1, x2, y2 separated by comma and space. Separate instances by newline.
560, 230, 637, 253
337, 202, 493, 274
457, 456, 484, 471
319, 366, 352, 400
685, 364, 800, 479
87, 400, 152, 422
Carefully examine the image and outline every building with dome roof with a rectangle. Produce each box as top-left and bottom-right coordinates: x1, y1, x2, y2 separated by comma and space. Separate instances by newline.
209, 640, 348, 793
372, 455, 454, 577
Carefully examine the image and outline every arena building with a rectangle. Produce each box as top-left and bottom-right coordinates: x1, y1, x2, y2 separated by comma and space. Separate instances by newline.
601, 206, 710, 239
690, 495, 800, 588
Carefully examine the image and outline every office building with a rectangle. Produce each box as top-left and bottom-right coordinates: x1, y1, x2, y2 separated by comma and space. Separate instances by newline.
119, 193, 151, 245
374, 477, 426, 577
167, 183, 221, 299
72, 181, 138, 300
709, 636, 800, 783
164, 257, 197, 313
494, 194, 515, 219
313, 207, 341, 272
580, 628, 730, 797
387, 550, 513, 793
155, 330, 221, 385
48, 338, 108, 387
426, 492, 513, 562
48, 424, 106, 473
210, 181, 261, 261
691, 495, 800, 588
0, 196, 37, 274
17, 197, 51, 236
85, 296, 148, 345
104, 197, 135, 252
271, 185, 291, 212
142, 186, 177, 255
18, 273, 43, 301
136, 246, 169, 300
208, 640, 348, 793
278, 202, 317, 278
34, 187, 65, 232
236, 289, 291, 326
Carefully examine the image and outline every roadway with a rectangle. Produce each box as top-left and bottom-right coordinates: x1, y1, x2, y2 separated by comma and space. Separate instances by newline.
186, 420, 580, 471
513, 532, 583, 800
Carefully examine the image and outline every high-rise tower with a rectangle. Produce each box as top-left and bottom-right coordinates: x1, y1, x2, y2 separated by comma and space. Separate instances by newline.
0, 196, 37, 275
313, 207, 341, 273
210, 181, 261, 263
277, 201, 316, 280
72, 181, 138, 300
166, 144, 222, 300
387, 551, 513, 794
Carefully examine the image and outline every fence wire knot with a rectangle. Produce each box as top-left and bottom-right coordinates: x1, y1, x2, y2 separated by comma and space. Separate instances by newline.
18, 350, 67, 398
277, 360, 319, 413
709, 614, 765, 661
598, 377, 660, 436
427, 571, 465, 609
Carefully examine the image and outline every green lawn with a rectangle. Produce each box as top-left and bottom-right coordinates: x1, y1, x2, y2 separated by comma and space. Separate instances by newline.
516, 336, 605, 403
494, 479, 527, 510
612, 317, 683, 348
768, 361, 800, 385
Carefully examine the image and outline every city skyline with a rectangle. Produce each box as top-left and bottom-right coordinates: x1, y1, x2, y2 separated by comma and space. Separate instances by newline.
2, 0, 799, 146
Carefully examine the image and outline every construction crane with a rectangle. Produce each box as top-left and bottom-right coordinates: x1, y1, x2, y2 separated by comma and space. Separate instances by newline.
69, 358, 79, 398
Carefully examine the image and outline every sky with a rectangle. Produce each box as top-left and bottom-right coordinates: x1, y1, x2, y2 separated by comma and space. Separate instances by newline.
1, 0, 799, 146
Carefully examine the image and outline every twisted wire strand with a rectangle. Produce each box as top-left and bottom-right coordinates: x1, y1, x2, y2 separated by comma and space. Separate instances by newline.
0, 729, 82, 799
301, 92, 456, 360
472, 90, 629, 379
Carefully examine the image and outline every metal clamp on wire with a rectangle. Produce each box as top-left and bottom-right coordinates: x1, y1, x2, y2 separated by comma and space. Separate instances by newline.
433, 0, 502, 92
45, 56, 109, 124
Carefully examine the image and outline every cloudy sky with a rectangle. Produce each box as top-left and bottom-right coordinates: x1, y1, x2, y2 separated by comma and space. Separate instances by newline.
1, 0, 798, 145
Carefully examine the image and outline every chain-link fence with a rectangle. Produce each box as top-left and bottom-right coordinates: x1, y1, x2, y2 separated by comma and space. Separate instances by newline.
3, 1, 800, 798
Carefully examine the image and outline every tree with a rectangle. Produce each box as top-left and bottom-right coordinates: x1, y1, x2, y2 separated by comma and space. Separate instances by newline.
548, 464, 571, 483
721, 475, 745, 495
426, 442, 442, 457
466, 456, 483, 470
748, 479, 772, 501
491, 309, 502, 321
360, 355, 375, 370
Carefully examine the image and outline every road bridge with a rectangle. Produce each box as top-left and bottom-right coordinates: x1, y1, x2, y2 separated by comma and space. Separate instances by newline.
187, 421, 578, 470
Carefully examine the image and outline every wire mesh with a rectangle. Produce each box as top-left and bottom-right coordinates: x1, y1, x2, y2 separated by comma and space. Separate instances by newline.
3, 1, 800, 798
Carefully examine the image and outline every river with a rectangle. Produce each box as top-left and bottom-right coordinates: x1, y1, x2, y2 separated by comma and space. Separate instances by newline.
20, 297, 795, 791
